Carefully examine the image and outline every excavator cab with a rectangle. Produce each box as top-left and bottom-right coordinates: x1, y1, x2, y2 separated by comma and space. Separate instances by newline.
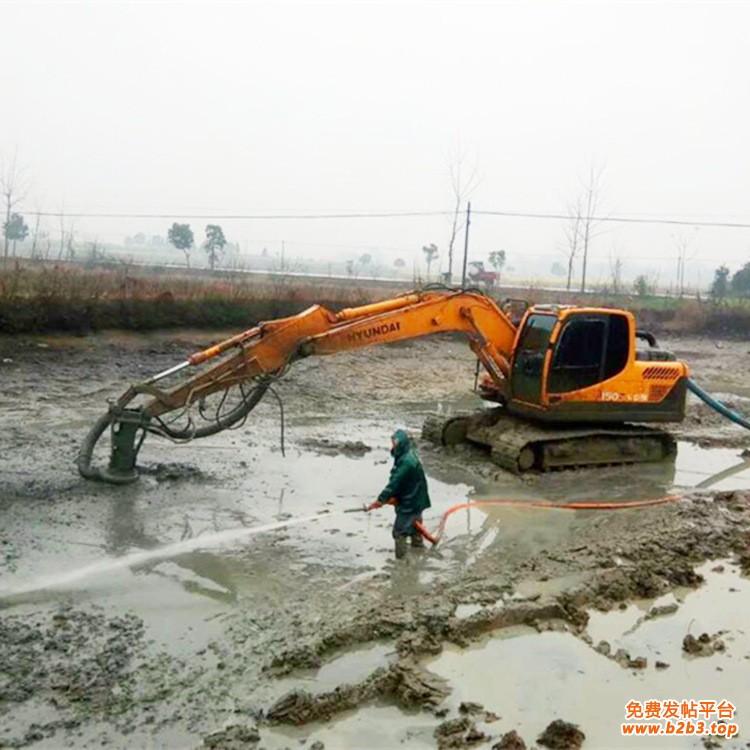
504, 307, 688, 424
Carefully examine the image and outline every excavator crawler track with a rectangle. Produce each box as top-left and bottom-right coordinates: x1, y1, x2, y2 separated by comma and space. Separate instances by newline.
422, 408, 677, 473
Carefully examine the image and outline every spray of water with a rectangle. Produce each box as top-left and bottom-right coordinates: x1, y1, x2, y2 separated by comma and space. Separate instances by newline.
0, 512, 329, 599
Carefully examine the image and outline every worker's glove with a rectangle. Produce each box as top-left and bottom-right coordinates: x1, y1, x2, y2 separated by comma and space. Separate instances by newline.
364, 501, 382, 512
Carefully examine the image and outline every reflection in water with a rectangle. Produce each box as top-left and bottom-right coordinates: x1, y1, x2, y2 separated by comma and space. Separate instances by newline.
696, 454, 750, 489
106, 496, 161, 554
675, 443, 750, 490
106, 493, 239, 603
436, 442, 750, 560
0, 503, 324, 601
148, 553, 238, 605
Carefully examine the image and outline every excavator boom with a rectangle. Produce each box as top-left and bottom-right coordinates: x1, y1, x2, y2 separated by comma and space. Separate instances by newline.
143, 289, 515, 417
78, 289, 518, 483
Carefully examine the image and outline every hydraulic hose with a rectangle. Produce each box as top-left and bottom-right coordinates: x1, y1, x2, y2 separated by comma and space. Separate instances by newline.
686, 378, 750, 431
153, 381, 269, 440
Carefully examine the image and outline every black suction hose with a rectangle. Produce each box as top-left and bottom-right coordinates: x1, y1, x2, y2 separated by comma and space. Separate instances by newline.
687, 378, 750, 431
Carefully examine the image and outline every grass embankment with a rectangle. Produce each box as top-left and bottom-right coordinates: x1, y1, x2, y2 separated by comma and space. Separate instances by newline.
625, 298, 750, 338
0, 263, 389, 334
493, 285, 750, 339
1, 262, 749, 338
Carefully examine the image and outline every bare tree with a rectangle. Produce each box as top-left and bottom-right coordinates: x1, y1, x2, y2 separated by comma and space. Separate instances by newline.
673, 229, 699, 297
444, 142, 480, 283
608, 247, 625, 295
57, 208, 66, 260
52, 202, 78, 261
29, 204, 43, 259
1, 149, 30, 265
57, 206, 77, 261
559, 196, 583, 291
577, 162, 606, 293
65, 219, 78, 260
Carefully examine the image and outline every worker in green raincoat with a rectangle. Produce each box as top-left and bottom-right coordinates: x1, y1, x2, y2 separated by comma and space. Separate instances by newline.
366, 429, 431, 559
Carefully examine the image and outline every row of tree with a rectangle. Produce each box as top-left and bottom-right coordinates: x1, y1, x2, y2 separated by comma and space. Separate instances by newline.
420, 243, 506, 284
167, 223, 227, 270
711, 263, 750, 299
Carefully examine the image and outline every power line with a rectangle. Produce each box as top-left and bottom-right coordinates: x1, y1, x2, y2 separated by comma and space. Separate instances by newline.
24, 207, 750, 229
26, 210, 449, 220
474, 209, 750, 229
610, 211, 750, 220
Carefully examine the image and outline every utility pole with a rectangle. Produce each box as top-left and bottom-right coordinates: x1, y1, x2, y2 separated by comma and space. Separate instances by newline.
460, 202, 472, 288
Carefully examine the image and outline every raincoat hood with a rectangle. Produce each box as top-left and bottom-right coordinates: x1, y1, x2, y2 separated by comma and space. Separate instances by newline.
391, 429, 411, 459
379, 428, 431, 516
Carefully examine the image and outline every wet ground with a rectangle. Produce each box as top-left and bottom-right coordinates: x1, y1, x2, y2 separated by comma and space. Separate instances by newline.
1, 331, 750, 749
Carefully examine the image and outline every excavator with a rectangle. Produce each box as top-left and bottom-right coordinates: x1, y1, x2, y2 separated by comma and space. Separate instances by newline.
78, 286, 692, 484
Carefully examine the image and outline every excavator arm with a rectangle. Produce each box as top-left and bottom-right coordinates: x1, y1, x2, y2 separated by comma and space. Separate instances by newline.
78, 289, 518, 483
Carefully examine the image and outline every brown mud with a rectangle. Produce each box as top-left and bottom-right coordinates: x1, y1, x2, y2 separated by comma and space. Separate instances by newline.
0, 332, 749, 748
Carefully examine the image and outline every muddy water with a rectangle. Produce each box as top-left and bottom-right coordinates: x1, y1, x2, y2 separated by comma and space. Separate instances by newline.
428, 561, 750, 749
266, 705, 438, 750
674, 443, 750, 491
3, 426, 748, 747
0, 409, 476, 747
267, 642, 396, 702
1, 333, 750, 748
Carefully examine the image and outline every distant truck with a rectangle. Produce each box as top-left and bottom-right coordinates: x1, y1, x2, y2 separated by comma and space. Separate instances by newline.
468, 261, 499, 288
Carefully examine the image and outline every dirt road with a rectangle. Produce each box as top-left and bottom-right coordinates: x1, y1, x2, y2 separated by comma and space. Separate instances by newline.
1, 332, 749, 749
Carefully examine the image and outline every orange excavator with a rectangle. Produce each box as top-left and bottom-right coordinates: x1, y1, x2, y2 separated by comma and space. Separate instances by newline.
78, 287, 690, 483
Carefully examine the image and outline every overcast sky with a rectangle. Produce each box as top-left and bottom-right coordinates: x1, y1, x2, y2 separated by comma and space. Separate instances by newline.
2, 1, 749, 285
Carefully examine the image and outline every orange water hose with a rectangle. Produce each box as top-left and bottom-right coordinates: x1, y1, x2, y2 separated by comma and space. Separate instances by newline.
414, 494, 683, 546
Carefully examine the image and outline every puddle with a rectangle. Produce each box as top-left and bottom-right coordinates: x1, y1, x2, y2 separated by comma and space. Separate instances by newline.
265, 642, 395, 703
428, 560, 750, 748
428, 630, 612, 743
262, 704, 437, 749
421, 439, 750, 568
587, 559, 750, 661
455, 603, 488, 619
515, 573, 587, 599
0, 417, 471, 600
674, 443, 750, 491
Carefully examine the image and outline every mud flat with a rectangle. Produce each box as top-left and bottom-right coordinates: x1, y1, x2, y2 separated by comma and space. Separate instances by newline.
1, 332, 749, 748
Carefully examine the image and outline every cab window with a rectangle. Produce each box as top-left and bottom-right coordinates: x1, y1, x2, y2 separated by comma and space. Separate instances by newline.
548, 314, 629, 393
516, 314, 556, 353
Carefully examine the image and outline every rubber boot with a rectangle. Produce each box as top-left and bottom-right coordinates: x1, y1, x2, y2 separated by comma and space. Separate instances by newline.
394, 536, 408, 560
